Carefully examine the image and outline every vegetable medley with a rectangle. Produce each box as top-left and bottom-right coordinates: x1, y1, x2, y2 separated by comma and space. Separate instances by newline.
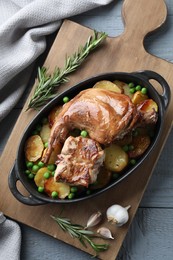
24, 79, 158, 200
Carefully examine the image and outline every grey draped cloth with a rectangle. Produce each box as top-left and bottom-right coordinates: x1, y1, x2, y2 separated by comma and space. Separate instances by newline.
0, 0, 113, 259
0, 212, 21, 260
0, 0, 113, 122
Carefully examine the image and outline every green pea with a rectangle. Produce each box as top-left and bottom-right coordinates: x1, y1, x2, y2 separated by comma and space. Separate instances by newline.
63, 96, 69, 103
141, 87, 147, 94
128, 82, 135, 88
47, 164, 56, 171
80, 130, 88, 137
44, 142, 48, 148
25, 170, 30, 175
135, 85, 141, 91
130, 159, 136, 165
26, 161, 34, 168
43, 172, 50, 179
68, 193, 75, 199
51, 191, 58, 198
32, 165, 39, 172
129, 88, 136, 94
70, 187, 78, 193
28, 173, 34, 179
122, 145, 129, 152
38, 161, 44, 168
51, 171, 55, 176
38, 186, 44, 193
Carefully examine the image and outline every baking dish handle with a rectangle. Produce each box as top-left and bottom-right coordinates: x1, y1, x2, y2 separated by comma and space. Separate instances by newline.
8, 165, 46, 206
134, 70, 171, 110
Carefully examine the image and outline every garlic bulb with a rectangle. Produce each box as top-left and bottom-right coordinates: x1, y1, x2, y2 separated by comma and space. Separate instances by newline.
106, 204, 131, 227
85, 211, 102, 229
97, 227, 114, 239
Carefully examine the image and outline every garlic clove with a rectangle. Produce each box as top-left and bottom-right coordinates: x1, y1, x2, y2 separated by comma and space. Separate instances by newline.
97, 227, 114, 240
106, 204, 131, 227
85, 211, 102, 229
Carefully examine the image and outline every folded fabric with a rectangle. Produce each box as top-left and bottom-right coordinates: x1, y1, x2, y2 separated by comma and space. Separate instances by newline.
0, 0, 113, 122
0, 212, 21, 260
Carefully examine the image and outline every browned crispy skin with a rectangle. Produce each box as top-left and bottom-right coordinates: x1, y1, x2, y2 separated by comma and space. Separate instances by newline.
42, 88, 139, 163
42, 88, 157, 164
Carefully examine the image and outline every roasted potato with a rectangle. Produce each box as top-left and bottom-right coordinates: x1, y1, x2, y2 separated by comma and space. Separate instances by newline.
34, 167, 50, 187
137, 99, 158, 112
48, 143, 62, 164
123, 84, 134, 99
104, 144, 129, 172
93, 80, 122, 93
44, 177, 70, 199
25, 135, 44, 162
40, 123, 51, 143
132, 91, 148, 105
90, 167, 112, 190
42, 143, 62, 164
48, 106, 62, 128
128, 135, 151, 158
113, 80, 133, 99
113, 80, 127, 89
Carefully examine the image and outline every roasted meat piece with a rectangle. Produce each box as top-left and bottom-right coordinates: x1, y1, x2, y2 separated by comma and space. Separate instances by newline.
54, 136, 105, 187
42, 88, 139, 163
42, 88, 157, 163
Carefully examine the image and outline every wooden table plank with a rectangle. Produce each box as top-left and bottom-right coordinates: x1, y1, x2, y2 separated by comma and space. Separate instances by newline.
20, 208, 173, 260
1, 0, 173, 259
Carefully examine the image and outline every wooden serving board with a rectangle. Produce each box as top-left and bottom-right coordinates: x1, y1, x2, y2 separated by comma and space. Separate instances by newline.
0, 0, 173, 259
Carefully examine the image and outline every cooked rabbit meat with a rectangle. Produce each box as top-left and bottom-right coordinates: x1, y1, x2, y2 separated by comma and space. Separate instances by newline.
42, 88, 139, 163
54, 136, 105, 187
42, 88, 158, 164
137, 101, 158, 126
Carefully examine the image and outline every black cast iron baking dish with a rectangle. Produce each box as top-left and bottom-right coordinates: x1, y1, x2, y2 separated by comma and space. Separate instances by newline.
8, 70, 171, 205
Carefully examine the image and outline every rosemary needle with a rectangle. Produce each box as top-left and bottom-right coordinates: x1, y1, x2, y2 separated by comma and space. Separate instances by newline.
51, 215, 109, 255
27, 31, 107, 110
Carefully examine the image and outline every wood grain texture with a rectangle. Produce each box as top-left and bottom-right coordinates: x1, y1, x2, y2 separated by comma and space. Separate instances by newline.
0, 0, 173, 259
20, 208, 173, 260
118, 208, 173, 260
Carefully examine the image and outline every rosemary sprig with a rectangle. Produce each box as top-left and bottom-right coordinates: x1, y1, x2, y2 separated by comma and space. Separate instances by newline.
51, 215, 109, 255
27, 31, 107, 110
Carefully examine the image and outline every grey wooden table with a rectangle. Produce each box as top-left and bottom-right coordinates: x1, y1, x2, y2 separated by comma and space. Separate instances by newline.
0, 0, 173, 259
